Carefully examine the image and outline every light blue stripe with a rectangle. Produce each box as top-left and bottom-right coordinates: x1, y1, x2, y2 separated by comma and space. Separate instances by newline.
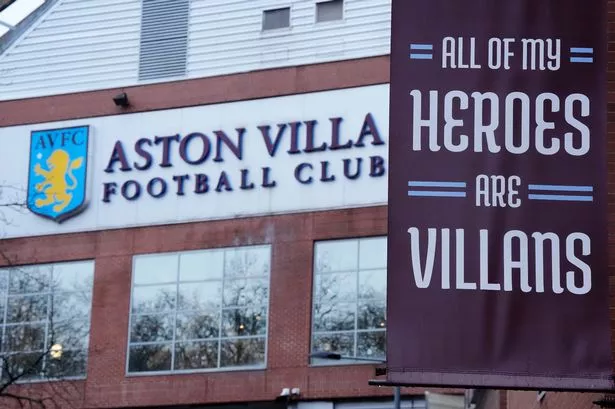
570, 57, 593, 63
408, 181, 466, 188
408, 191, 467, 198
528, 194, 593, 202
528, 184, 593, 192
410, 44, 433, 50
570, 47, 593, 53
410, 54, 433, 60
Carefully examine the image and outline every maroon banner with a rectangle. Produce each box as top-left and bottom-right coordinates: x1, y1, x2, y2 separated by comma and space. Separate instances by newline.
386, 0, 613, 390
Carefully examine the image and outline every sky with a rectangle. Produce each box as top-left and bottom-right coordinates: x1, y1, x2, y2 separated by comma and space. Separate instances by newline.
0, 0, 44, 38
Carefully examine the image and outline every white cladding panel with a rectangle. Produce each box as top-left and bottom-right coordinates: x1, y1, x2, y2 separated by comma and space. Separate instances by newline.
0, 0, 391, 102
0, 84, 389, 239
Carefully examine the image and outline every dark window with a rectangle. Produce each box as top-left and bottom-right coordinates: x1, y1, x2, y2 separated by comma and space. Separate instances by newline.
262, 7, 291, 31
316, 0, 343, 23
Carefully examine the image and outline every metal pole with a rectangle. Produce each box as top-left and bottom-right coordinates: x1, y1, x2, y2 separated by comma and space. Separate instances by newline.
393, 386, 401, 409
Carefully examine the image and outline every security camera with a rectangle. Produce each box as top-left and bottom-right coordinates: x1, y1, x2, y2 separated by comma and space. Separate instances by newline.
112, 92, 130, 107
279, 388, 290, 397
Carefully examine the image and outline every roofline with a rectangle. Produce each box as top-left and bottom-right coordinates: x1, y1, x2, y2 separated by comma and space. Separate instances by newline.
0, 0, 60, 55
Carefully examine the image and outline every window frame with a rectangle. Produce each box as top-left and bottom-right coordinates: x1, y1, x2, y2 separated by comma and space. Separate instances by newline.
125, 245, 272, 376
315, 0, 345, 24
261, 6, 292, 33
309, 236, 387, 366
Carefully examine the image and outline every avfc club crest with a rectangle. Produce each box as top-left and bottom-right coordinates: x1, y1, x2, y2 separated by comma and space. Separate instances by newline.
27, 126, 90, 223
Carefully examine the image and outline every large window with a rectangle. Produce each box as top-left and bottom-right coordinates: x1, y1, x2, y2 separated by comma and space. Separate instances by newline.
128, 245, 271, 374
311, 237, 387, 364
0, 260, 94, 380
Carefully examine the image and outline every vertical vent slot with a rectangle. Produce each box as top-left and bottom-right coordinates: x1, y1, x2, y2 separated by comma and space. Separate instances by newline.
138, 0, 189, 81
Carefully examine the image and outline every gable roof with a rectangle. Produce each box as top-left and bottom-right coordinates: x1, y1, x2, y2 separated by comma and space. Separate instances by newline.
0, 0, 58, 54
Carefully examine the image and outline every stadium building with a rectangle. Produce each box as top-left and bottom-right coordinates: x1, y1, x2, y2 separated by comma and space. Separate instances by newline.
0, 1, 610, 409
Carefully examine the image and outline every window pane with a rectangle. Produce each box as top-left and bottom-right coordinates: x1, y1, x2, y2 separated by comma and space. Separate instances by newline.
176, 311, 220, 340
223, 278, 268, 307
4, 323, 46, 352
51, 320, 89, 350
9, 267, 49, 294
358, 269, 386, 300
357, 300, 386, 330
0, 270, 9, 293
174, 341, 218, 370
7, 294, 47, 323
51, 292, 91, 321
179, 250, 223, 281
358, 237, 387, 270
128, 344, 172, 372
313, 302, 355, 332
316, 0, 343, 22
220, 338, 265, 367
46, 349, 86, 378
178, 282, 221, 311
130, 314, 174, 343
133, 254, 178, 285
312, 333, 354, 357
0, 299, 6, 324
314, 240, 358, 273
2, 352, 43, 380
224, 247, 270, 278
132, 284, 176, 314
262, 7, 290, 30
222, 306, 267, 337
51, 261, 94, 292
357, 331, 386, 360
314, 272, 356, 304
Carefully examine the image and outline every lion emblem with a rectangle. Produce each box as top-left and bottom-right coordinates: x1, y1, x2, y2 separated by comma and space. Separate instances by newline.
33, 149, 84, 213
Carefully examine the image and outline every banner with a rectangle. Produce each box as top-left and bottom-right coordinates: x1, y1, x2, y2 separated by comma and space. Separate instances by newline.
386, 0, 613, 390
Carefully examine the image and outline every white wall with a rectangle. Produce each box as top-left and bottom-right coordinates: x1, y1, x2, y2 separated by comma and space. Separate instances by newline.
0, 84, 389, 239
0, 0, 391, 101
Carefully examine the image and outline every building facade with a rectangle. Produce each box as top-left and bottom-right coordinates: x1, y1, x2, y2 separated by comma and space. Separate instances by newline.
0, 0, 611, 409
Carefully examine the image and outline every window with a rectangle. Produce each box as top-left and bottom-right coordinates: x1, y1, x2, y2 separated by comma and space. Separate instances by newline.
316, 0, 343, 23
310, 237, 387, 364
262, 7, 290, 31
127, 245, 271, 374
0, 261, 94, 380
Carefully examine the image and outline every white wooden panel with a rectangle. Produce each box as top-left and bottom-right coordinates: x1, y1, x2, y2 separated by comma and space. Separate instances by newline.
0, 0, 391, 101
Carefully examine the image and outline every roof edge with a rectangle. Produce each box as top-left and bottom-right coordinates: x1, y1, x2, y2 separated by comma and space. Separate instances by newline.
0, 0, 60, 55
